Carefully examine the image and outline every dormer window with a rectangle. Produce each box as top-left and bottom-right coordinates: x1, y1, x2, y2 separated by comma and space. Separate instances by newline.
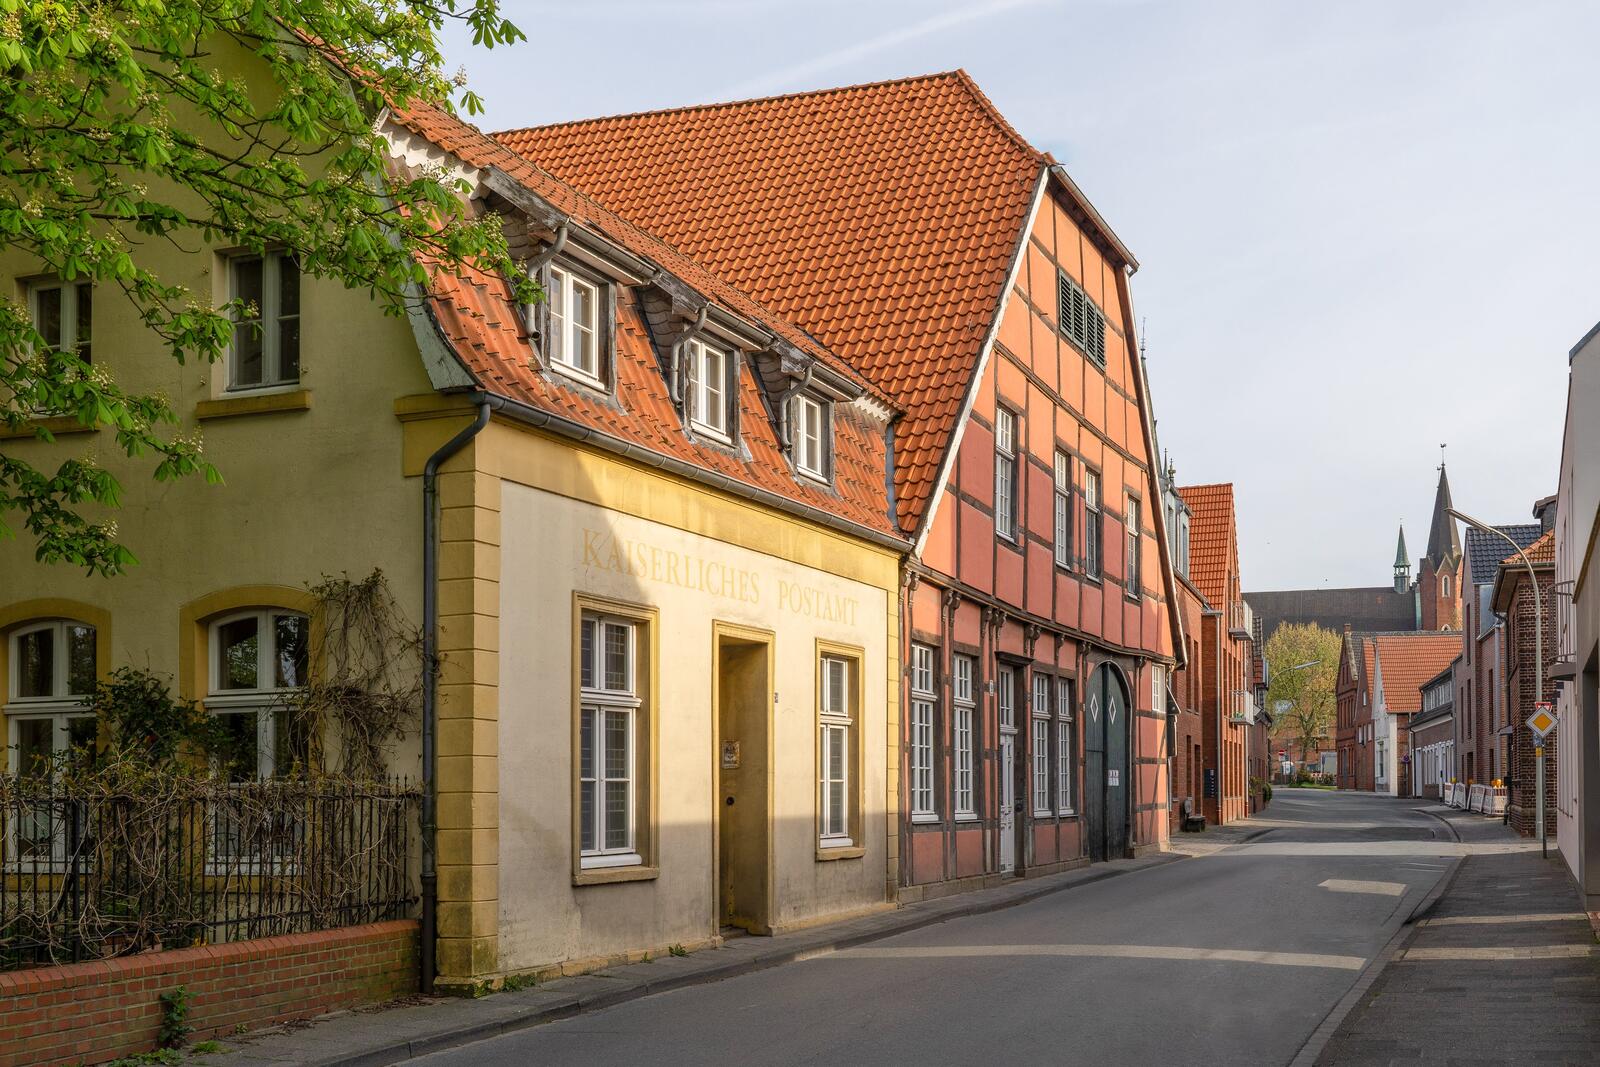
794, 393, 831, 481
686, 337, 734, 442
547, 264, 604, 387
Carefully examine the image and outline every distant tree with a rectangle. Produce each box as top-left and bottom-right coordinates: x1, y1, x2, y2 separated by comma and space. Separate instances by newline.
1265, 623, 1342, 765
1, 1, 532, 575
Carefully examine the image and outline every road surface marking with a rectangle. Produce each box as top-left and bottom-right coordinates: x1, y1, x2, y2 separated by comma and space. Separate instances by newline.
1319, 878, 1407, 897
824, 944, 1366, 971
1420, 913, 1589, 927
1401, 944, 1597, 960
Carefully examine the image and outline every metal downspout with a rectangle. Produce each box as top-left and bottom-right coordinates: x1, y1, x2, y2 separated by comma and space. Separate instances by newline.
775, 363, 817, 451
420, 396, 495, 994
670, 305, 710, 406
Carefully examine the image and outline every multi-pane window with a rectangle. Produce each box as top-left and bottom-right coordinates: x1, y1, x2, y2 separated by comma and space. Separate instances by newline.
207, 610, 310, 780
228, 251, 300, 391
547, 264, 602, 385
952, 654, 976, 818
686, 338, 733, 441
998, 665, 1015, 731
819, 655, 854, 847
5, 620, 98, 867
995, 408, 1017, 541
1031, 673, 1051, 815
1085, 469, 1103, 578
1054, 451, 1073, 568
1057, 678, 1075, 812
795, 394, 829, 480
1057, 272, 1107, 366
1151, 664, 1165, 713
5, 620, 97, 775
910, 643, 936, 820
578, 613, 641, 867
1126, 496, 1141, 598
28, 280, 93, 364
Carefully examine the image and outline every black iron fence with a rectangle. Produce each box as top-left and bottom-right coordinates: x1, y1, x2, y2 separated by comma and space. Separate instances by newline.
0, 774, 419, 969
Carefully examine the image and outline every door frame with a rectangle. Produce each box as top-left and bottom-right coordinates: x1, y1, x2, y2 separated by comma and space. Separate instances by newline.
710, 621, 776, 934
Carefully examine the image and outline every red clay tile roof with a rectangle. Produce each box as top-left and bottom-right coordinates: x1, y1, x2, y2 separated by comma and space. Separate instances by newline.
384, 103, 902, 541
1177, 483, 1237, 607
1372, 633, 1461, 714
1504, 530, 1554, 566
493, 71, 1050, 534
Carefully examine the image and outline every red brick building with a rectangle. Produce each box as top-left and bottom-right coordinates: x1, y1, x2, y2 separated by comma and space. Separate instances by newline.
1336, 629, 1376, 791
1493, 531, 1557, 837
495, 73, 1187, 892
1163, 467, 1206, 831
1178, 484, 1256, 825
1337, 630, 1458, 794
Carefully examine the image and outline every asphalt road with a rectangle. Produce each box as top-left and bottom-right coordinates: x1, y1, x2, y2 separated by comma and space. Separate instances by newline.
411, 790, 1458, 1067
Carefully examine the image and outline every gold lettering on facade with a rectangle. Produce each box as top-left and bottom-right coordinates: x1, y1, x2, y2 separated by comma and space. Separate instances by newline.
579, 528, 861, 624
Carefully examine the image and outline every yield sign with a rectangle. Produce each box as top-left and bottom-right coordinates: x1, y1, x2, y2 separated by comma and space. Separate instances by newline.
1527, 703, 1556, 739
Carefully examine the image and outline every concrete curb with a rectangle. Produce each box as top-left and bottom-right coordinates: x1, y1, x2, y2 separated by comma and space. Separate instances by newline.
234, 852, 1187, 1067
1287, 809, 1467, 1067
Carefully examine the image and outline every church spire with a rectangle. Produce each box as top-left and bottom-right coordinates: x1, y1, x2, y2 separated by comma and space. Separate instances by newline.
1424, 461, 1461, 567
1393, 524, 1410, 593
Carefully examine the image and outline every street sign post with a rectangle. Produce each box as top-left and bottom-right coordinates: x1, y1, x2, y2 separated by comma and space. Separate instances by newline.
1528, 702, 1555, 857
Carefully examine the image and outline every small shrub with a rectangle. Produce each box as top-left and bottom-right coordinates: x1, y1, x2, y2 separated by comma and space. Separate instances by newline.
668, 944, 688, 958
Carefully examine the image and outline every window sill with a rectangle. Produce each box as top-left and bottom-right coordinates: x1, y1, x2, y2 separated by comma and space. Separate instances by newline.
0, 415, 97, 441
550, 363, 610, 393
816, 844, 864, 861
910, 812, 941, 825
197, 389, 312, 421
573, 863, 658, 886
954, 813, 980, 823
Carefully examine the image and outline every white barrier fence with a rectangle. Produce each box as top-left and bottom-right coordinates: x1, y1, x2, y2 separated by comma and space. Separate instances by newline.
1442, 782, 1506, 815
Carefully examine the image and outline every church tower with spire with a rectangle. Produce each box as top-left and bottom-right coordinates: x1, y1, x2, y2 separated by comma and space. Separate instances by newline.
1393, 525, 1410, 595
1417, 463, 1463, 630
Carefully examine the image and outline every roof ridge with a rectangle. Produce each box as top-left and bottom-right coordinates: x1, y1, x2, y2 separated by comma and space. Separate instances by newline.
493, 69, 977, 139
949, 69, 1044, 161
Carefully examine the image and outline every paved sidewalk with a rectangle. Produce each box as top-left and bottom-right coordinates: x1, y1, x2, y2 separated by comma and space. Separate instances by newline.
1316, 805, 1600, 1065
198, 851, 1182, 1067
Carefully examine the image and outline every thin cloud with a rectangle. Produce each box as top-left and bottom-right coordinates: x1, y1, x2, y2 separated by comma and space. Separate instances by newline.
714, 0, 1047, 99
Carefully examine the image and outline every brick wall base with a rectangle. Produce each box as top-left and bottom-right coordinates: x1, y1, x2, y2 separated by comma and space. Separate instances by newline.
0, 920, 417, 1067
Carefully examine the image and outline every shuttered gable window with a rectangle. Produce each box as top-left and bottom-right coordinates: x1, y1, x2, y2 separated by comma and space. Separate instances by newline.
1057, 271, 1107, 367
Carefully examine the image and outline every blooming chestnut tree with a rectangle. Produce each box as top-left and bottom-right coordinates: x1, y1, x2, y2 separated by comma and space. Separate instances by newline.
0, 0, 532, 575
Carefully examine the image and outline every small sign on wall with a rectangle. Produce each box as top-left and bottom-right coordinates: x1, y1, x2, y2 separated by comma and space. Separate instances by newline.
1108, 769, 1120, 787
721, 740, 741, 769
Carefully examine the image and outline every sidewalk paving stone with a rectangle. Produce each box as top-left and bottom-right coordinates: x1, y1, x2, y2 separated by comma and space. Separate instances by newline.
1315, 809, 1600, 1066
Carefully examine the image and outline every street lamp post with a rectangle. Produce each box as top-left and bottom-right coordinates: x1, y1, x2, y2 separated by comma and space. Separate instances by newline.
1447, 507, 1546, 858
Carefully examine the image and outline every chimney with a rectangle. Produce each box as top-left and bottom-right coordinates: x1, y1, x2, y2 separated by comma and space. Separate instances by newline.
1533, 494, 1557, 534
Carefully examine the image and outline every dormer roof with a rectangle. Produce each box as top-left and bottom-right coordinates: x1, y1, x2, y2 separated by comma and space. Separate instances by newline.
381, 100, 904, 543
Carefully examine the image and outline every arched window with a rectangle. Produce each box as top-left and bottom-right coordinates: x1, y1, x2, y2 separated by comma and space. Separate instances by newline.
5, 619, 97, 775
206, 609, 309, 779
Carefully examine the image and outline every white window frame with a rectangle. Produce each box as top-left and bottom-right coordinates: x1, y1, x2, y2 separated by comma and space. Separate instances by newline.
1151, 664, 1165, 713
27, 278, 92, 362
1085, 469, 1102, 578
578, 613, 642, 869
1053, 451, 1072, 568
819, 655, 854, 848
5, 621, 98, 870
1057, 677, 1075, 813
686, 337, 733, 442
205, 609, 309, 780
995, 408, 1017, 542
1031, 673, 1052, 816
910, 643, 937, 822
952, 654, 976, 819
226, 250, 300, 393
1126, 495, 1141, 599
546, 263, 603, 387
794, 393, 830, 481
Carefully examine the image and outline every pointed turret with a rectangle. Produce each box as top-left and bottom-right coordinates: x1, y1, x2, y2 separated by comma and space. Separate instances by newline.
1393, 524, 1410, 593
1424, 464, 1461, 568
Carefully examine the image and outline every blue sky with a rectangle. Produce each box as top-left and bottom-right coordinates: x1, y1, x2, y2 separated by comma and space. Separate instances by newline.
442, 0, 1599, 589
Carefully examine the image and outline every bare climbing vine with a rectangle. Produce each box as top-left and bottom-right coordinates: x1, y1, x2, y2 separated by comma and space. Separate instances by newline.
289, 569, 428, 779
